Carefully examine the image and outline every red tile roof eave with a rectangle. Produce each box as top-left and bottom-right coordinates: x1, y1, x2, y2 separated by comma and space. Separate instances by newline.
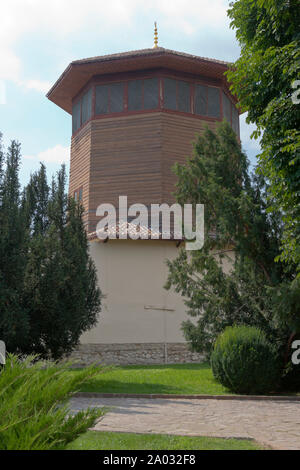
87, 232, 185, 243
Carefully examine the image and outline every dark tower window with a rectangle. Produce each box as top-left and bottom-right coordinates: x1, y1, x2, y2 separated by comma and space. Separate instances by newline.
72, 88, 92, 133
128, 79, 143, 111
96, 82, 124, 114
222, 92, 239, 135
164, 78, 191, 113
222, 92, 231, 124
144, 78, 159, 109
128, 78, 159, 111
81, 88, 92, 124
164, 78, 177, 110
110, 82, 124, 113
72, 100, 81, 133
72, 76, 235, 136
207, 87, 220, 118
95, 85, 109, 115
232, 106, 240, 135
194, 85, 220, 118
177, 80, 190, 112
194, 85, 207, 116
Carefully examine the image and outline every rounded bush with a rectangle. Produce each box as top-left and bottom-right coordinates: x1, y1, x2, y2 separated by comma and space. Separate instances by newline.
211, 326, 280, 394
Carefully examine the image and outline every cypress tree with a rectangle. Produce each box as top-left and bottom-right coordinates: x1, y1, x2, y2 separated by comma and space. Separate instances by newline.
0, 138, 29, 351
23, 165, 102, 359
0, 134, 102, 360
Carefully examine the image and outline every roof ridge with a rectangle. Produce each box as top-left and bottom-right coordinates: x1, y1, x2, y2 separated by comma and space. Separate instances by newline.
71, 47, 230, 67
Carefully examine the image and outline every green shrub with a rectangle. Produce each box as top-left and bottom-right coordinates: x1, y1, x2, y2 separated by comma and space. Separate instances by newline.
211, 326, 280, 394
0, 354, 105, 450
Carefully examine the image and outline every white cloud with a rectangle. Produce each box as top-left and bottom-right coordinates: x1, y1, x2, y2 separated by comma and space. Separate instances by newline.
0, 0, 136, 90
24, 145, 70, 164
154, 0, 229, 35
240, 113, 261, 154
0, 0, 233, 88
24, 79, 53, 94
0, 46, 21, 81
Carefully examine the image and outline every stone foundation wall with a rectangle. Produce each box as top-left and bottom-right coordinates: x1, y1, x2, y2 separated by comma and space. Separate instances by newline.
69, 343, 204, 366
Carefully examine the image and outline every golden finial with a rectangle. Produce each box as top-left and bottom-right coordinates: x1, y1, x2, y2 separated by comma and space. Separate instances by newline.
153, 21, 158, 48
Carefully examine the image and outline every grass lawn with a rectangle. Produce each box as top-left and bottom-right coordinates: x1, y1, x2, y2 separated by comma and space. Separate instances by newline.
75, 363, 232, 395
67, 431, 262, 450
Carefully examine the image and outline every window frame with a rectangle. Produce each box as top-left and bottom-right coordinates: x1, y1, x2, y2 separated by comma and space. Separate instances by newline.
73, 185, 83, 203
163, 77, 192, 113
71, 72, 239, 137
193, 83, 221, 119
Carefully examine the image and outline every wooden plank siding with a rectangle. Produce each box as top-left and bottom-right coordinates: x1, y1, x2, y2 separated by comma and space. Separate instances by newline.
70, 111, 217, 233
69, 122, 92, 227
161, 113, 217, 203
88, 113, 162, 232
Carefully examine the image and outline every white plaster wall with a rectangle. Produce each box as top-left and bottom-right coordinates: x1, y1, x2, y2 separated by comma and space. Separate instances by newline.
80, 239, 235, 345
80, 239, 189, 344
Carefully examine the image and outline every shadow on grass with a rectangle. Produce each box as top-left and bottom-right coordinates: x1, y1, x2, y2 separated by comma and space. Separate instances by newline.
79, 379, 185, 394
110, 363, 212, 371
74, 362, 229, 395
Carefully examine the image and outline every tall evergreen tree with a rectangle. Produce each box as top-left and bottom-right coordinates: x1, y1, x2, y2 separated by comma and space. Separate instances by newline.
22, 165, 102, 359
0, 135, 102, 359
165, 122, 296, 360
24, 163, 49, 236
0, 138, 29, 351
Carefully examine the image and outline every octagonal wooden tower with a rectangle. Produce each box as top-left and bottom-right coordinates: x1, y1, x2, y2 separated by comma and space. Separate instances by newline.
48, 47, 239, 233
47, 45, 239, 365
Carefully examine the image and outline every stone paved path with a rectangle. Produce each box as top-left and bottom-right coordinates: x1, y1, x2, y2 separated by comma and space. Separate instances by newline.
70, 397, 300, 450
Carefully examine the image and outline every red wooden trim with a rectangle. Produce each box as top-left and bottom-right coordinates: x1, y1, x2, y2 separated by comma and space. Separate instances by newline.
94, 108, 161, 119
160, 77, 164, 109
162, 108, 222, 122
72, 105, 224, 137
92, 108, 222, 122
190, 83, 194, 114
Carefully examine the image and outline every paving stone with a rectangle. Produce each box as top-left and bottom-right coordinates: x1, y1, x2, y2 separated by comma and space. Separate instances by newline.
69, 397, 300, 450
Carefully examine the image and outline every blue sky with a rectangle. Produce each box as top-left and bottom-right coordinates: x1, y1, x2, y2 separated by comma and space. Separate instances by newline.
0, 0, 260, 188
